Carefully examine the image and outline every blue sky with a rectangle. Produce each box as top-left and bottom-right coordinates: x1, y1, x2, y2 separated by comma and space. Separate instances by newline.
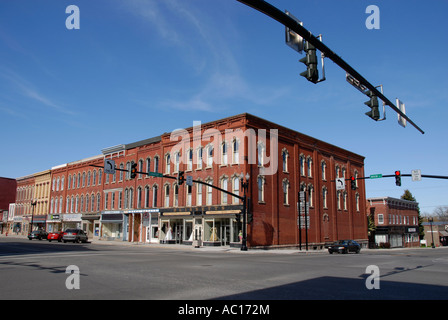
1, 0, 447, 214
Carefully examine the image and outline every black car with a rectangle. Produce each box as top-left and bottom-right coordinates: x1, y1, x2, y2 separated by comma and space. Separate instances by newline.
327, 240, 361, 254
28, 230, 48, 240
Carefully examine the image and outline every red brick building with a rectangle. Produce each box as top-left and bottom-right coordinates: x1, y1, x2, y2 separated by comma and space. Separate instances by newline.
12, 174, 35, 234
367, 197, 420, 248
42, 113, 367, 248
0, 177, 16, 233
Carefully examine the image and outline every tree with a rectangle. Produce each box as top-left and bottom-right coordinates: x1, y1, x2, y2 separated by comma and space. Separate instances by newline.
401, 189, 416, 202
401, 189, 424, 239
433, 206, 448, 220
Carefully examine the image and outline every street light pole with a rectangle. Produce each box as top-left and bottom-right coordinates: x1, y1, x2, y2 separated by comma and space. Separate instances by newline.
240, 173, 250, 251
429, 217, 435, 248
30, 200, 37, 233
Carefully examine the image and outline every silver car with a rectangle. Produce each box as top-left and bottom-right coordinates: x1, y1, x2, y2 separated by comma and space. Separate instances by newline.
62, 228, 88, 243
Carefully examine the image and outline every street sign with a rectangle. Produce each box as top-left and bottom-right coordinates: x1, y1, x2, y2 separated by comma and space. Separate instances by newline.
186, 175, 193, 187
369, 174, 383, 179
297, 215, 310, 229
346, 73, 368, 95
335, 178, 345, 190
104, 159, 115, 174
285, 10, 304, 53
147, 172, 163, 178
397, 99, 407, 128
412, 169, 422, 182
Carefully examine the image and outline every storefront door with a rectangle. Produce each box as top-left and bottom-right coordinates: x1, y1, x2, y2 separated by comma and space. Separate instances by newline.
221, 223, 231, 246
174, 224, 183, 244
194, 224, 203, 243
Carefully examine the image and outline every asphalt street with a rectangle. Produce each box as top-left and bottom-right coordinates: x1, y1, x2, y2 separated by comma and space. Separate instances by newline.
1, 236, 447, 302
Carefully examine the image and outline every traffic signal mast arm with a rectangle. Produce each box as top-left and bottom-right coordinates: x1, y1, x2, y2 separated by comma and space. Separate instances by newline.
91, 165, 245, 200
236, 0, 425, 134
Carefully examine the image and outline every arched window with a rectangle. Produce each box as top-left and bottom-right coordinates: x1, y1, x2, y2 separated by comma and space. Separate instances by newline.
258, 176, 265, 203
282, 149, 289, 172
282, 179, 289, 205
307, 157, 313, 177
137, 187, 142, 209
196, 181, 202, 206
187, 149, 193, 170
232, 177, 239, 204
174, 184, 179, 207
119, 163, 124, 181
146, 158, 151, 175
322, 187, 328, 209
221, 177, 228, 204
154, 156, 159, 173
145, 186, 150, 208
138, 159, 143, 178
197, 147, 203, 169
164, 184, 170, 207
232, 138, 239, 164
221, 142, 228, 165
321, 161, 327, 180
165, 153, 171, 174
207, 145, 213, 167
153, 185, 158, 207
258, 141, 265, 166
96, 193, 101, 211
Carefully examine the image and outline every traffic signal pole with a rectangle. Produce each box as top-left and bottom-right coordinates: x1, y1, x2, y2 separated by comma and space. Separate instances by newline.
236, 0, 425, 134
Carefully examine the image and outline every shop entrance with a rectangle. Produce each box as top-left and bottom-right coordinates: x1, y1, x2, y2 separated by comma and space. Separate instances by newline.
194, 224, 203, 243
174, 224, 183, 244
220, 222, 231, 245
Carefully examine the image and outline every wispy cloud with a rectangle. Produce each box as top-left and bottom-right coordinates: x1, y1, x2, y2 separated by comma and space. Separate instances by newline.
123, 0, 291, 112
1, 69, 75, 116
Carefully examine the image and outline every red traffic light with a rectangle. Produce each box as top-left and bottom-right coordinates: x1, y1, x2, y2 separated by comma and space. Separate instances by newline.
395, 170, 401, 186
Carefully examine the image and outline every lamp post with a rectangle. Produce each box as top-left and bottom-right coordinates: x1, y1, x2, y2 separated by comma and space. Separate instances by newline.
429, 217, 435, 248
240, 172, 250, 251
30, 200, 37, 233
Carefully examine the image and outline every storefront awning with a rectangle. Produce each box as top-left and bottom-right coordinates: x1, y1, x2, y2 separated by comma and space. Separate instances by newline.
439, 231, 448, 237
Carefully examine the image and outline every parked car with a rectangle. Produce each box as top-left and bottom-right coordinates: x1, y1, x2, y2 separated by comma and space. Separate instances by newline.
47, 231, 64, 242
62, 229, 88, 243
327, 240, 361, 254
28, 230, 48, 240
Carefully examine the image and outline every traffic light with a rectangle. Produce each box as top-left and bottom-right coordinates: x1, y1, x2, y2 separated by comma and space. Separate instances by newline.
247, 212, 253, 224
365, 91, 380, 121
395, 170, 401, 186
130, 162, 137, 179
235, 213, 241, 223
177, 170, 185, 185
299, 41, 319, 83
350, 176, 357, 190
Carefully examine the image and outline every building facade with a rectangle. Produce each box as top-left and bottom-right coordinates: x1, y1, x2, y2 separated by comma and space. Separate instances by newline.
0, 177, 17, 233
20, 113, 368, 248
367, 197, 420, 248
32, 170, 51, 230
422, 219, 448, 247
13, 174, 35, 234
